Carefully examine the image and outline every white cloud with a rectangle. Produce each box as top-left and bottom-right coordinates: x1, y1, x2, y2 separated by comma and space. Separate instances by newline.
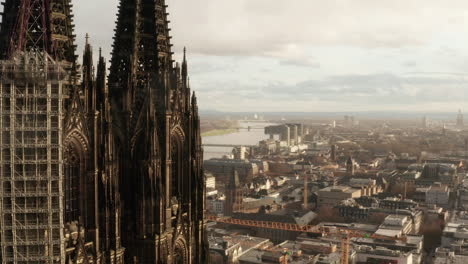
168, 0, 468, 57
71, 0, 468, 60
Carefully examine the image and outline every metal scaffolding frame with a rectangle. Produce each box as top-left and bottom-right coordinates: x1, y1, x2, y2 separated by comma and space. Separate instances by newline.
0, 51, 65, 264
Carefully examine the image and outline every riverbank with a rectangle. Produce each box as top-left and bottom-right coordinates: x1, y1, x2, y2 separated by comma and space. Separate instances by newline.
203, 121, 275, 160
202, 128, 238, 137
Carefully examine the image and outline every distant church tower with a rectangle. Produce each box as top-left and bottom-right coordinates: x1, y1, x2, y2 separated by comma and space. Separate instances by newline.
331, 145, 337, 162
225, 169, 243, 216
457, 109, 464, 127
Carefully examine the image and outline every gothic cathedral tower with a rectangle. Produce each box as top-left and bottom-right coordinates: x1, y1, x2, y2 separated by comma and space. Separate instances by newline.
0, 0, 206, 263
108, 0, 207, 263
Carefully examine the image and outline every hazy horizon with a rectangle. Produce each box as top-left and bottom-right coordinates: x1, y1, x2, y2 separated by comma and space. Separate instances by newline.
200, 109, 466, 121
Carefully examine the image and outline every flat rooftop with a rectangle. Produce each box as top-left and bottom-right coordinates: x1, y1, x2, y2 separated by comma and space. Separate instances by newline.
319, 185, 359, 193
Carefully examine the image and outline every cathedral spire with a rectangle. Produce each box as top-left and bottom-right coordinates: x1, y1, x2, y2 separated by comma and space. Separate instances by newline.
107, 0, 206, 261
0, 0, 76, 64
192, 91, 198, 114
82, 34, 95, 111
182, 47, 188, 87
96, 48, 107, 104
182, 47, 187, 68
109, 0, 174, 110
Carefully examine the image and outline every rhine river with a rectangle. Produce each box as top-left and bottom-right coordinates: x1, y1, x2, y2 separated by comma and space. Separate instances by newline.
202, 121, 276, 160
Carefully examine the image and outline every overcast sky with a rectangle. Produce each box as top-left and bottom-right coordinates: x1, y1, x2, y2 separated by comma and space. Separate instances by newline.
73, 1, 468, 112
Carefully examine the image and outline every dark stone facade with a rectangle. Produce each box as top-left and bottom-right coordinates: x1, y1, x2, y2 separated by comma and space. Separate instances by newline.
0, 0, 207, 263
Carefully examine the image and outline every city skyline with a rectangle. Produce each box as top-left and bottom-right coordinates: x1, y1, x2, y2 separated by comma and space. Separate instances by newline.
70, 0, 468, 112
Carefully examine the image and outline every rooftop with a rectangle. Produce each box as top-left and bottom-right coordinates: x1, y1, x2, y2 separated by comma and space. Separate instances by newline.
318, 222, 379, 233
233, 209, 317, 226
374, 228, 402, 238
382, 215, 409, 227
352, 235, 423, 247
319, 186, 359, 194
428, 184, 449, 192
238, 249, 314, 264
434, 248, 468, 264
356, 245, 410, 257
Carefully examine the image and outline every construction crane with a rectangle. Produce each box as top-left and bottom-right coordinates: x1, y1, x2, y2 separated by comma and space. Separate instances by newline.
207, 215, 406, 264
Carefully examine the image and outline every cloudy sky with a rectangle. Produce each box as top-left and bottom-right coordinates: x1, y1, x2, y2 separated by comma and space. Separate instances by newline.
71, 1, 468, 112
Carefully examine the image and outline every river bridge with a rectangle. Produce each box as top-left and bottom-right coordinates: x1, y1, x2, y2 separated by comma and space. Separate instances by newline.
233, 126, 265, 131
202, 143, 257, 148
241, 120, 269, 123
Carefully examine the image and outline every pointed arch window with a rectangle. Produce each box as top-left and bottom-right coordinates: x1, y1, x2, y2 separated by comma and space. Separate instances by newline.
171, 135, 183, 198
173, 238, 188, 264
63, 140, 85, 222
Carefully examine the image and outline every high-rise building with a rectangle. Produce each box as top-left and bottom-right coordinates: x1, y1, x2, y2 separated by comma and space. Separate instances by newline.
344, 115, 356, 128
457, 109, 464, 127
422, 115, 428, 128
0, 0, 206, 263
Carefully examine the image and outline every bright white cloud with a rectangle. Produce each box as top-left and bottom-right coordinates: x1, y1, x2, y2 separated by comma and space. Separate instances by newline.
72, 0, 468, 58
169, 0, 468, 56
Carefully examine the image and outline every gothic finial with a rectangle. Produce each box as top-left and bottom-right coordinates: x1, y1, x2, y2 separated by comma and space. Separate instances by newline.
85, 33, 89, 45
192, 91, 197, 105
182, 47, 188, 82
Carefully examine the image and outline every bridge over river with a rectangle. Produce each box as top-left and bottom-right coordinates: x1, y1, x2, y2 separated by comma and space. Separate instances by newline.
202, 143, 257, 148
202, 120, 276, 160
